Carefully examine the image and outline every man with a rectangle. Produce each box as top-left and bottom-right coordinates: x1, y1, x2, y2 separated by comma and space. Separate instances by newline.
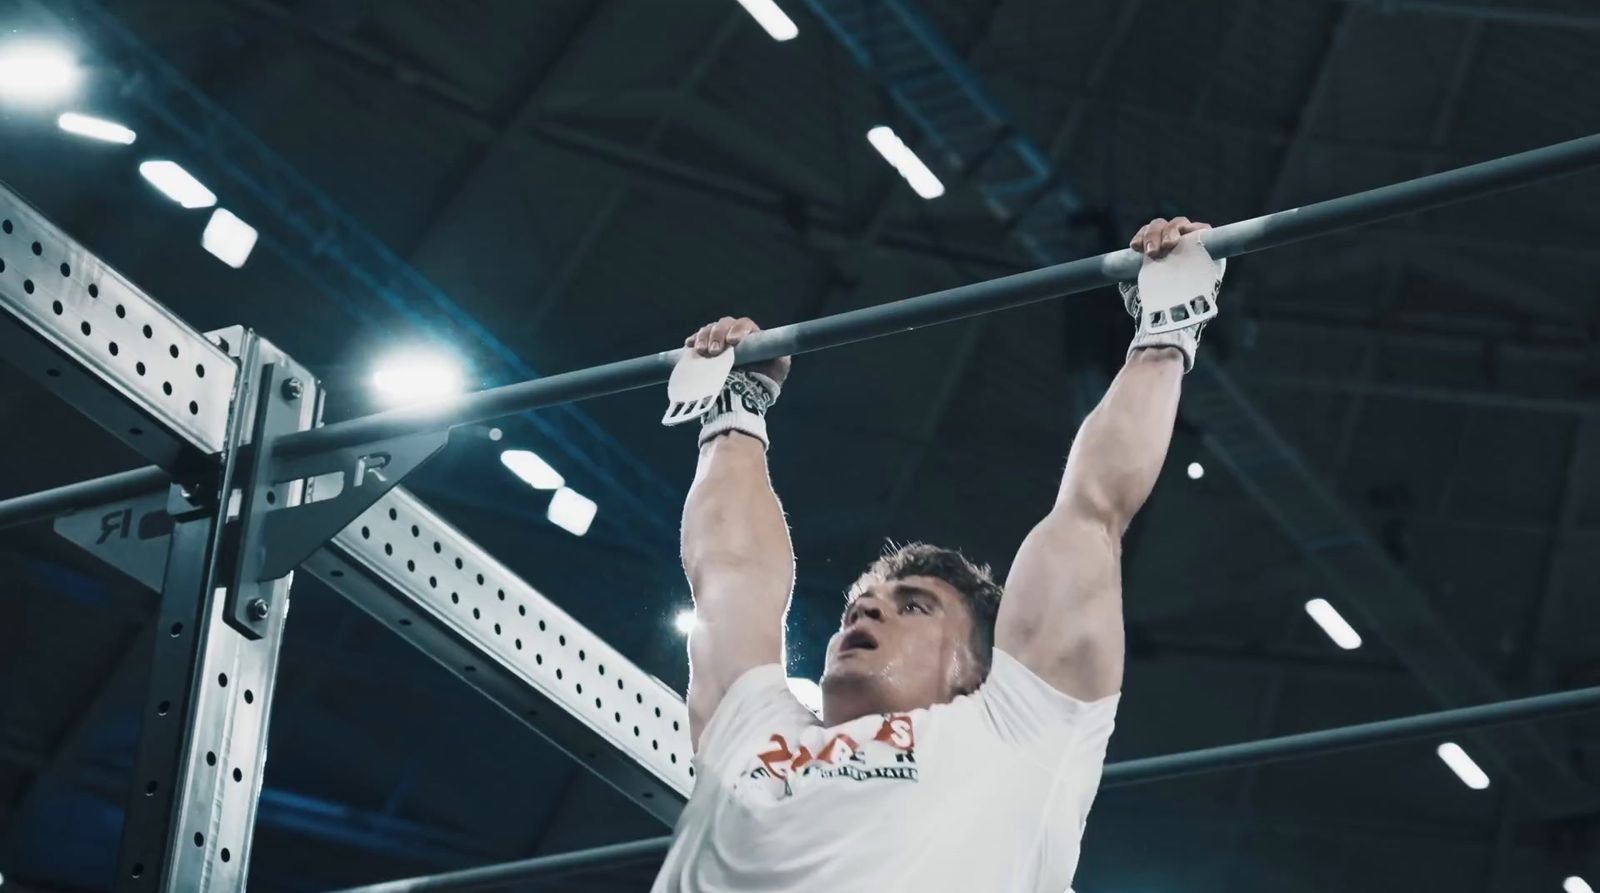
654, 216, 1219, 893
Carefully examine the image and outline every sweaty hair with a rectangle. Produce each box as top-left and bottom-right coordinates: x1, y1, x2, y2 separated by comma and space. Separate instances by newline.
847, 541, 1004, 682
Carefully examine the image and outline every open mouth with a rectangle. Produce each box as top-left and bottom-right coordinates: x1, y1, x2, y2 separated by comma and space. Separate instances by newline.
839, 628, 879, 653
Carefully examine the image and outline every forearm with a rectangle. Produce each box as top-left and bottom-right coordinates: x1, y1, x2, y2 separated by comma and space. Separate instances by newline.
681, 433, 795, 605
1054, 346, 1185, 531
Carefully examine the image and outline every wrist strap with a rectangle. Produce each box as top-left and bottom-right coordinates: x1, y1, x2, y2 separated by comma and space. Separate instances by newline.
1125, 314, 1204, 372
1119, 246, 1225, 374
698, 370, 781, 449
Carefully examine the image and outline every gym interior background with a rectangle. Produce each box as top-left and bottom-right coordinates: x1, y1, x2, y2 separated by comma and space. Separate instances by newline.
1, 0, 1598, 891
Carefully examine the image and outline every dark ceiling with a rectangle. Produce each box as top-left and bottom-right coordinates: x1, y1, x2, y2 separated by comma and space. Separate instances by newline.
1, 0, 1599, 891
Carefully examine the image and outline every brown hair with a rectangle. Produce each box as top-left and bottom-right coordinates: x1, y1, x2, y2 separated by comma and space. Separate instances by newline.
847, 541, 1004, 679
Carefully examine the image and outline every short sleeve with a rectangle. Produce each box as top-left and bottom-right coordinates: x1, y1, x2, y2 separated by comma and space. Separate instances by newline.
974, 648, 1119, 752
694, 664, 819, 776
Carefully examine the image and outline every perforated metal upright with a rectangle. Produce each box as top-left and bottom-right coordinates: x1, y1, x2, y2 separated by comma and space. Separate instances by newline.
115, 332, 320, 891
1, 178, 698, 890
0, 184, 319, 891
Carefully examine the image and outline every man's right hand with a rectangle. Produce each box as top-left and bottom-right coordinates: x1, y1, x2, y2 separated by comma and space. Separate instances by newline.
683, 316, 791, 387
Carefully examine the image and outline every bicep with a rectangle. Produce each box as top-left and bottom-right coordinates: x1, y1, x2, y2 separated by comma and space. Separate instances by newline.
685, 579, 786, 751
995, 513, 1125, 701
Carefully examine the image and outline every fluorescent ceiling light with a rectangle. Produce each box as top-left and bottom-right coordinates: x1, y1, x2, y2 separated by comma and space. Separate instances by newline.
1565, 877, 1594, 893
201, 208, 258, 268
1186, 461, 1205, 480
1304, 598, 1362, 650
866, 126, 945, 199
787, 677, 823, 715
139, 160, 216, 209
0, 40, 82, 105
369, 350, 465, 407
1436, 742, 1490, 790
735, 0, 799, 41
547, 487, 597, 537
58, 112, 136, 145
500, 450, 565, 490
674, 609, 697, 635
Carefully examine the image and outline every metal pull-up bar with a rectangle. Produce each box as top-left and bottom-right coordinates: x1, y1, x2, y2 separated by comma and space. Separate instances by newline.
276, 131, 1600, 459
3, 131, 1597, 532
323, 682, 1600, 893
0, 132, 1597, 532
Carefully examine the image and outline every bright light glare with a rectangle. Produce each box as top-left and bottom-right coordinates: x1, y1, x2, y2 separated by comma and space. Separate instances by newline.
370, 351, 464, 407
0, 40, 82, 105
734, 0, 799, 41
787, 677, 823, 715
58, 112, 136, 144
1566, 877, 1595, 893
674, 609, 698, 635
866, 126, 945, 199
1304, 598, 1363, 650
139, 160, 216, 209
201, 208, 258, 268
499, 450, 565, 490
1436, 742, 1490, 790
1186, 461, 1205, 480
547, 487, 597, 537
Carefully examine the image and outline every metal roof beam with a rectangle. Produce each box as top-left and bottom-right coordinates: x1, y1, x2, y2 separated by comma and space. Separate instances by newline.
1343, 0, 1600, 31
1250, 373, 1600, 416
512, 9, 747, 334
399, 2, 614, 265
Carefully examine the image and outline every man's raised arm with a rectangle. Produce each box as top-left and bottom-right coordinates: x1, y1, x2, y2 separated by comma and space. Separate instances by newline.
997, 217, 1218, 702
680, 317, 795, 750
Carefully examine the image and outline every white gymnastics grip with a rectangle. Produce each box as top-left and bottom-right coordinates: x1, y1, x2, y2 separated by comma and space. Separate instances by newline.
1135, 236, 1225, 335
661, 348, 736, 426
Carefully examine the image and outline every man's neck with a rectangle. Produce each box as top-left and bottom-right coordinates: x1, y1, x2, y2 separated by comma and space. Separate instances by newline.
821, 702, 871, 727
822, 686, 927, 727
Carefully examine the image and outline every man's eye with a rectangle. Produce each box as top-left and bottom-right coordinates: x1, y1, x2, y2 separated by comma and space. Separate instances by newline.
903, 602, 927, 614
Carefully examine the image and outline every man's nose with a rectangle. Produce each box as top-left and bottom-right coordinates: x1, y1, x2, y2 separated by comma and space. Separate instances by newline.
847, 600, 884, 625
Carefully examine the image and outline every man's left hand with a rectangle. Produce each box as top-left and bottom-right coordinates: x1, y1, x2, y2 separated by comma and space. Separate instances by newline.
1128, 216, 1210, 260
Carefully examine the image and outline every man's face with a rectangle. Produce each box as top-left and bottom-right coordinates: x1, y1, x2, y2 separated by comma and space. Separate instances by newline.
820, 574, 981, 721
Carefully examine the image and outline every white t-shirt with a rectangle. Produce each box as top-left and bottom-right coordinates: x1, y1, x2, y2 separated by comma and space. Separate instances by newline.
652, 649, 1119, 893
